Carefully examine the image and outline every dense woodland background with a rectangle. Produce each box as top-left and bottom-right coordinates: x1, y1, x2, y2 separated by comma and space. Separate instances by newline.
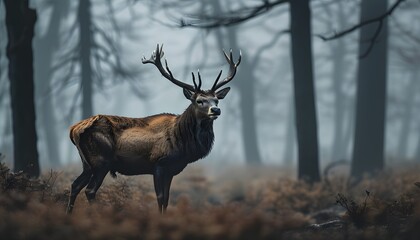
2, 0, 419, 180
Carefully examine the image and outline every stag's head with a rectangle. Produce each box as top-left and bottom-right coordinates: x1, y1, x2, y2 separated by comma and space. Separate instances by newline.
142, 44, 241, 120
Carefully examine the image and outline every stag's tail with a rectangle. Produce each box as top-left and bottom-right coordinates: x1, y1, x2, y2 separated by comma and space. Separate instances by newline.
69, 115, 103, 169
69, 115, 102, 146
69, 115, 118, 179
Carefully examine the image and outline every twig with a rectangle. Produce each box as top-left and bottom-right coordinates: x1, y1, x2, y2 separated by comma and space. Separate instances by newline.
308, 219, 345, 230
358, 19, 383, 59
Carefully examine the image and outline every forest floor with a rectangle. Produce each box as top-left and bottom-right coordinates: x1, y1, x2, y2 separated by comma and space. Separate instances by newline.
1, 161, 420, 240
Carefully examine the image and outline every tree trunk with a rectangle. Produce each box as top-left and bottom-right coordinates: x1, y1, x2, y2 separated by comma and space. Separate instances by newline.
226, 29, 262, 165
34, 1, 68, 167
416, 128, 420, 162
412, 70, 420, 161
351, 0, 388, 178
342, 102, 355, 160
289, 0, 320, 182
283, 97, 296, 166
0, 107, 13, 165
234, 56, 263, 164
4, 0, 40, 177
396, 71, 418, 159
331, 38, 346, 162
78, 0, 93, 118
330, 5, 347, 162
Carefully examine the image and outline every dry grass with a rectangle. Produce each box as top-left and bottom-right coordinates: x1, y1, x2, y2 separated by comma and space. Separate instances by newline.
1, 162, 420, 239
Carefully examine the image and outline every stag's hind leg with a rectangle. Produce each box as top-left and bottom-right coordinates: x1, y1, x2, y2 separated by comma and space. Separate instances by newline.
84, 166, 109, 202
67, 167, 92, 214
79, 131, 114, 203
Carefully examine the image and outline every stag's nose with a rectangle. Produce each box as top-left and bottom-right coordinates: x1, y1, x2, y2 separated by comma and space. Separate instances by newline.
210, 107, 221, 115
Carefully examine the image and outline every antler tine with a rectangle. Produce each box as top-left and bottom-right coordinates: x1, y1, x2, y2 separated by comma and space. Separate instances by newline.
211, 70, 223, 91
191, 72, 198, 90
212, 49, 242, 91
142, 44, 195, 92
159, 44, 164, 58
191, 70, 203, 91
197, 69, 202, 91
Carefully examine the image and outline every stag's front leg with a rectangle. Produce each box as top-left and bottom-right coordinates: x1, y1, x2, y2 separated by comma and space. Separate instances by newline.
153, 166, 173, 214
153, 171, 163, 213
162, 175, 173, 213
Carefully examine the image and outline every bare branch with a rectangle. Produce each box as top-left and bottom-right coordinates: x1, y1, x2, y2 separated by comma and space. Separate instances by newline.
180, 0, 289, 28
317, 0, 406, 41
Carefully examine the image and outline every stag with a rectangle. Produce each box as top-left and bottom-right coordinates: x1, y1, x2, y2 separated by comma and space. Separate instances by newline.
66, 44, 241, 213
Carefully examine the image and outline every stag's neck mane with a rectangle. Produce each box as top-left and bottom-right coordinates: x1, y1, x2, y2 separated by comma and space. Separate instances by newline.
174, 104, 214, 162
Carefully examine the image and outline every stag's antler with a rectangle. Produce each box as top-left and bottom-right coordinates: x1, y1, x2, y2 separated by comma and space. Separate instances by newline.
142, 44, 196, 92
211, 49, 242, 91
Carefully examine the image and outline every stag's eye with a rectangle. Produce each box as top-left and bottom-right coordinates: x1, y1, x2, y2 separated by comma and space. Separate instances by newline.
196, 100, 204, 105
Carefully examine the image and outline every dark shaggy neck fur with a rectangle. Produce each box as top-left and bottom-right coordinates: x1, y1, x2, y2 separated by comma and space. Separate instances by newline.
174, 104, 215, 163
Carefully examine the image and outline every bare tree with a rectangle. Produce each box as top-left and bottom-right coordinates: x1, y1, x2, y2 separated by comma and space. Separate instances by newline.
317, 2, 353, 162
289, 0, 320, 182
4, 0, 40, 177
49, 0, 145, 123
34, 0, 70, 167
351, 0, 389, 178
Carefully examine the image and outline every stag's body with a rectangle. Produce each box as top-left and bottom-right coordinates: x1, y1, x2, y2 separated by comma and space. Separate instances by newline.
67, 45, 240, 214
70, 109, 214, 176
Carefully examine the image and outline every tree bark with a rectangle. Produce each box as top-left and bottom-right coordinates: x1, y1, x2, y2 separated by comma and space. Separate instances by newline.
351, 0, 388, 178
4, 0, 40, 177
78, 0, 93, 118
289, 0, 320, 182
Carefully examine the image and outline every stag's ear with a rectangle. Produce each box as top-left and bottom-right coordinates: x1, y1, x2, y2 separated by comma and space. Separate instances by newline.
183, 88, 194, 100
215, 87, 230, 99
